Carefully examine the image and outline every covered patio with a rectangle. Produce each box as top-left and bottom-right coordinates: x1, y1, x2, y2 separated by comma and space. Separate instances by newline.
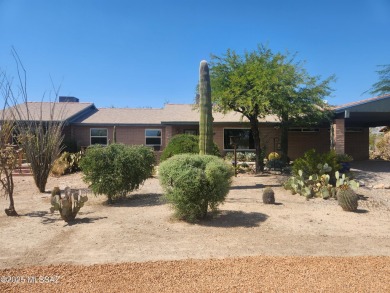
332, 94, 390, 160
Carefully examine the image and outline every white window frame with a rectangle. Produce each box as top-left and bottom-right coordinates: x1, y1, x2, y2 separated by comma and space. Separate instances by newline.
145, 129, 162, 146
223, 128, 255, 151
90, 128, 108, 145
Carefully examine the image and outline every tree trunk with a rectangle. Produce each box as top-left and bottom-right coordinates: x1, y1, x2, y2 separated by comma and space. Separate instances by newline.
35, 172, 48, 193
249, 117, 263, 173
280, 113, 289, 163
5, 174, 18, 216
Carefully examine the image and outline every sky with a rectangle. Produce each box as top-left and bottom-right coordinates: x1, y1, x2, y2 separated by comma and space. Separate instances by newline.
0, 0, 389, 109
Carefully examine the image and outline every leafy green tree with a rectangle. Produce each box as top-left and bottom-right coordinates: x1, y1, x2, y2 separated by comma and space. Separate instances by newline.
267, 61, 334, 162
369, 64, 390, 96
210, 45, 334, 170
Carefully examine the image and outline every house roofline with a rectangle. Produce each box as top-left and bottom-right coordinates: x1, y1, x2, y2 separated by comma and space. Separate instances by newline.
334, 94, 390, 113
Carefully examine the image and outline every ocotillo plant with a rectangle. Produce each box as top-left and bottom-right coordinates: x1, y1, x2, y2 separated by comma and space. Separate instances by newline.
199, 60, 214, 155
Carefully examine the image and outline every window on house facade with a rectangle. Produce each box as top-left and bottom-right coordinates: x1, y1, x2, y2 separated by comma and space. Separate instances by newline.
223, 128, 255, 150
184, 129, 198, 135
90, 128, 108, 145
288, 128, 320, 132
145, 129, 162, 146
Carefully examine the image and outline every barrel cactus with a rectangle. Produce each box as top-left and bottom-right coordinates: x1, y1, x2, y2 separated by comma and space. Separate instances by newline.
337, 186, 358, 212
50, 187, 88, 222
199, 60, 214, 155
262, 187, 275, 204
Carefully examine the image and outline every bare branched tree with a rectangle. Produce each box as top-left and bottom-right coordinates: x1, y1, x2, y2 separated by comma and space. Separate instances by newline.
2, 48, 65, 193
0, 71, 20, 216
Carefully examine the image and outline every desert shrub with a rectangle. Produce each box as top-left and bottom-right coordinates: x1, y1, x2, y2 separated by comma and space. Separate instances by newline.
224, 152, 234, 161
80, 144, 155, 203
245, 152, 256, 162
51, 151, 83, 176
159, 154, 234, 222
160, 134, 220, 162
375, 132, 390, 160
268, 152, 280, 160
292, 149, 339, 180
236, 152, 246, 161
51, 158, 68, 177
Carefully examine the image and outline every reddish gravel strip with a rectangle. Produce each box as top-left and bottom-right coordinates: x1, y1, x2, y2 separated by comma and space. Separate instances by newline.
1, 256, 389, 293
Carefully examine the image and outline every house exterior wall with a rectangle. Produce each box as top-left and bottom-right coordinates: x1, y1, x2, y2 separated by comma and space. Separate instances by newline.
288, 128, 330, 160
69, 122, 369, 161
345, 128, 369, 160
71, 125, 167, 150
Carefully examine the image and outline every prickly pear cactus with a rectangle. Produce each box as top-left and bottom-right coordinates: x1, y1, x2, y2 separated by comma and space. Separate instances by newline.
262, 187, 275, 204
199, 60, 214, 155
50, 186, 88, 222
337, 186, 358, 212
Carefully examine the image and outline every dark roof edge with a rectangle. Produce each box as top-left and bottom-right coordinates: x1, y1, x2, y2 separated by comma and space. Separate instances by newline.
65, 104, 97, 124
334, 94, 390, 113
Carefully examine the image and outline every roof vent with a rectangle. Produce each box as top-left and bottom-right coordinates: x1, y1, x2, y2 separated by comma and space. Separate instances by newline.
59, 96, 79, 103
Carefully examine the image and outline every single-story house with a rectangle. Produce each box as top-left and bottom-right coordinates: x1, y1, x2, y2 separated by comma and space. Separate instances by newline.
2, 94, 390, 161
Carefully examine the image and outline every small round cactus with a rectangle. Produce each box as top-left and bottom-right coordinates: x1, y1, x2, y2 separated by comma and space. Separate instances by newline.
337, 186, 358, 212
262, 187, 275, 204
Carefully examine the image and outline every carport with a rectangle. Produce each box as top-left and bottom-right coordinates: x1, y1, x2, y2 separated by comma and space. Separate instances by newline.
332, 94, 390, 160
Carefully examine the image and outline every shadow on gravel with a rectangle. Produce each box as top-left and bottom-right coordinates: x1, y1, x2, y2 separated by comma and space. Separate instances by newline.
230, 184, 281, 190
24, 210, 50, 217
351, 160, 390, 173
64, 216, 108, 226
24, 210, 108, 225
106, 193, 165, 207
198, 211, 268, 228
355, 209, 369, 214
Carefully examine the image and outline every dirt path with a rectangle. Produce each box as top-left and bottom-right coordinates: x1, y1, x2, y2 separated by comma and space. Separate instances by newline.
0, 168, 389, 291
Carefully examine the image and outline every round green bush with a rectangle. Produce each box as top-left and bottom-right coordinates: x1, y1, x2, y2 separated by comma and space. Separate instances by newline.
292, 149, 339, 180
160, 134, 220, 162
79, 144, 155, 203
159, 154, 234, 222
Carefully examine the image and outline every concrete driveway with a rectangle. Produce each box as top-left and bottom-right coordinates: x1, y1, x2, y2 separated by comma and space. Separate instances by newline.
350, 160, 390, 188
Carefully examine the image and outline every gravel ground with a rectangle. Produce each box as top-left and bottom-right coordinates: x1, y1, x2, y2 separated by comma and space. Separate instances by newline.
1, 256, 390, 292
0, 160, 389, 292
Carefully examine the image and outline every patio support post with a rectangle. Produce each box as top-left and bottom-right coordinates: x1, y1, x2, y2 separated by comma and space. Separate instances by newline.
333, 118, 346, 154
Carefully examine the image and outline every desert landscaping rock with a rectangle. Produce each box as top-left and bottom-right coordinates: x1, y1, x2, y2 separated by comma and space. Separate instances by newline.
0, 169, 389, 292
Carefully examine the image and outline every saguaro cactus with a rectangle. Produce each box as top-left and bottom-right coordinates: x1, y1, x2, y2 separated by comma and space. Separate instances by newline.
199, 60, 214, 155
113, 125, 117, 144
